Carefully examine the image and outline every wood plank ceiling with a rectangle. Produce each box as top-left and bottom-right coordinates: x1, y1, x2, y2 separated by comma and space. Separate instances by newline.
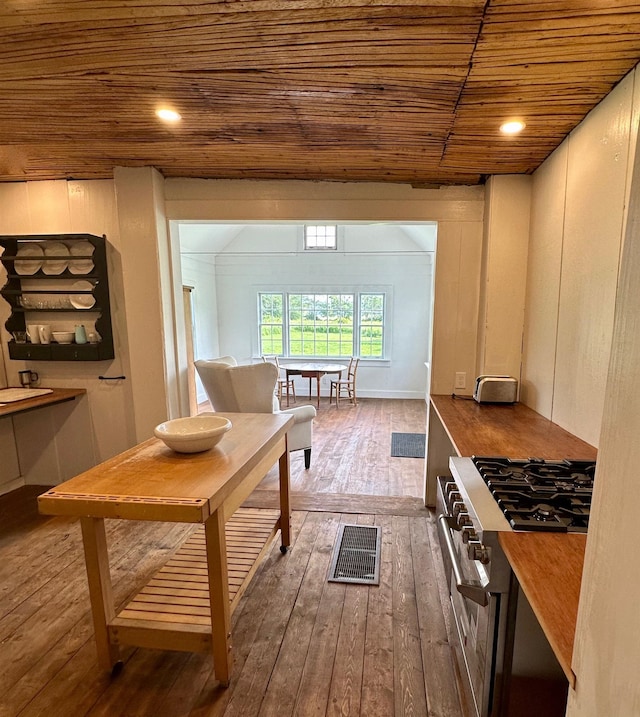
2, 1, 640, 186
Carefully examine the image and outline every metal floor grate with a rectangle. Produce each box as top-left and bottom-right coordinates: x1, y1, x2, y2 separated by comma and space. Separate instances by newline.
328, 524, 381, 585
391, 432, 426, 458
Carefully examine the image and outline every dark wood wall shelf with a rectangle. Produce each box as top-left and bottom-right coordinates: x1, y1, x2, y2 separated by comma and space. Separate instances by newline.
0, 234, 115, 361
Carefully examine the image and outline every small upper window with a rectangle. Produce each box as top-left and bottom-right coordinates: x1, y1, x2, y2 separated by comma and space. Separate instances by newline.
304, 225, 337, 250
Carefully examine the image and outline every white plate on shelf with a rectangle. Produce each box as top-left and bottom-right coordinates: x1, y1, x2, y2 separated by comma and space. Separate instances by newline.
15, 244, 44, 275
68, 241, 95, 275
69, 280, 96, 309
43, 242, 70, 275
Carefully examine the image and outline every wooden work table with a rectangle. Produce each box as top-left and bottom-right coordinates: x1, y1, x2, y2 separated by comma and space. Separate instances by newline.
38, 412, 293, 686
0, 387, 85, 418
427, 394, 597, 688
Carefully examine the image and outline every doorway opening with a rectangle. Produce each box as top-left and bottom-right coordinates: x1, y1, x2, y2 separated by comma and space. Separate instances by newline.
170, 220, 436, 502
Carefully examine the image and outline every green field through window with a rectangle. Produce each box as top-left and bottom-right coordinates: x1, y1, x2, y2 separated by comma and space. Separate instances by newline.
259, 291, 384, 358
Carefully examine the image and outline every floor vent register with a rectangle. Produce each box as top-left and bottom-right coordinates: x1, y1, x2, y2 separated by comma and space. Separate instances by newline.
328, 524, 381, 585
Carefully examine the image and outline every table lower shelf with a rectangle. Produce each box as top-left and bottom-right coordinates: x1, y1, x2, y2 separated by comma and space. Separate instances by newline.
108, 507, 281, 654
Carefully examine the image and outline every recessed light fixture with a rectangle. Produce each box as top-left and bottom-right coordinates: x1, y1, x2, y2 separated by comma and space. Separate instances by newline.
500, 120, 526, 135
156, 108, 182, 122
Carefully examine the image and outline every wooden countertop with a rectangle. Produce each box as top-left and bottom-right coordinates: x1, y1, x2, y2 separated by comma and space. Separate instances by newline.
430, 394, 595, 688
499, 532, 585, 687
0, 387, 86, 418
430, 394, 596, 460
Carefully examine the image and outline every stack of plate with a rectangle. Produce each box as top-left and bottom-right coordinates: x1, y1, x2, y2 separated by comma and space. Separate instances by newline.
43, 242, 69, 275
15, 244, 44, 275
69, 241, 95, 275
70, 280, 96, 309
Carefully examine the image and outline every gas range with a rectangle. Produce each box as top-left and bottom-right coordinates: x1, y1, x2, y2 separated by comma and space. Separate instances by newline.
472, 456, 595, 533
436, 455, 595, 717
446, 456, 595, 544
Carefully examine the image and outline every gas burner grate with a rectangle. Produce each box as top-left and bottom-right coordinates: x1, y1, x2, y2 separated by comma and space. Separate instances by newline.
472, 455, 596, 532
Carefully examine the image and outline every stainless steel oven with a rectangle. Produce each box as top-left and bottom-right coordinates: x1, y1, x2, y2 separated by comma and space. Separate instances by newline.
436, 469, 513, 717
436, 456, 593, 717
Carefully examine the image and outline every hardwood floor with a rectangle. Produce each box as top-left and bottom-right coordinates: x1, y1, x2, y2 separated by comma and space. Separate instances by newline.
0, 399, 469, 717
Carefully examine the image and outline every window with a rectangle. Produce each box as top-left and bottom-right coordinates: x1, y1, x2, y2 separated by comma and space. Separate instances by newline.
258, 291, 385, 358
304, 225, 337, 250
289, 293, 353, 356
258, 292, 284, 355
359, 293, 384, 357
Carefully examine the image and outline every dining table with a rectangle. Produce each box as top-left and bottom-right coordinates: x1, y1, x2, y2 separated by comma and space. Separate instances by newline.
279, 362, 348, 408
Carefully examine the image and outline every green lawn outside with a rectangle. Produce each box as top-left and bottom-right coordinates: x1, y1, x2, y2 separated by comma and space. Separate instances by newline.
261, 324, 382, 357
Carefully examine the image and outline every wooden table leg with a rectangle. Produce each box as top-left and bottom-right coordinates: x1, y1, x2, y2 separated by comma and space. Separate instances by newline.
205, 509, 232, 686
80, 517, 120, 670
278, 447, 291, 548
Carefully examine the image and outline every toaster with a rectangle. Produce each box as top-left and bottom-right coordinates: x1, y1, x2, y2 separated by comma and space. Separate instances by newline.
473, 375, 518, 404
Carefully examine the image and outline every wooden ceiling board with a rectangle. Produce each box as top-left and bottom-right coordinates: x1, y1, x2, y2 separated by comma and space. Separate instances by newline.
442, 1, 640, 174
1, 1, 640, 185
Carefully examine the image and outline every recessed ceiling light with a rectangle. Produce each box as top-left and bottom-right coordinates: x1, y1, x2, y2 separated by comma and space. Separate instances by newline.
500, 120, 526, 135
156, 108, 182, 122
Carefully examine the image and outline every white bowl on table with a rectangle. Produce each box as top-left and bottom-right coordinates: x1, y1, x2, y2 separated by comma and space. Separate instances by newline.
52, 331, 75, 344
154, 415, 232, 453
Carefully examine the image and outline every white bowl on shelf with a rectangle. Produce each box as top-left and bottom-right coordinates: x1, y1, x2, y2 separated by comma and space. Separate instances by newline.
154, 415, 232, 453
52, 331, 75, 344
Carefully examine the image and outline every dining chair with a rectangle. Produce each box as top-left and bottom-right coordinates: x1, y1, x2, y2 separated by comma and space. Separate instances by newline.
329, 357, 360, 407
262, 355, 296, 406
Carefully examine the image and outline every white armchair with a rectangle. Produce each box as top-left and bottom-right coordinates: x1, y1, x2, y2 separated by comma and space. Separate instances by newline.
194, 356, 317, 469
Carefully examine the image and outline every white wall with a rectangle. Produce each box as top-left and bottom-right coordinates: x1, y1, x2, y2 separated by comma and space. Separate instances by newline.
520, 142, 568, 417
179, 252, 220, 403
0, 178, 484, 493
114, 167, 175, 440
518, 65, 640, 716
478, 175, 531, 382
522, 71, 637, 446
180, 253, 220, 362
0, 179, 136, 492
165, 179, 485, 399
180, 222, 435, 400
566, 67, 640, 717
430, 219, 484, 394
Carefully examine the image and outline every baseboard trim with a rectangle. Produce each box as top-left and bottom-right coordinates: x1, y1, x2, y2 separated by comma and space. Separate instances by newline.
356, 390, 424, 400
0, 475, 27, 497
200, 389, 424, 404
305, 390, 424, 400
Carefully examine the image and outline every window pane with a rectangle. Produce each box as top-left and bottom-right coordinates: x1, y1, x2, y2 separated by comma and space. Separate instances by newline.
261, 326, 282, 355
259, 293, 284, 355
287, 293, 353, 357
260, 290, 385, 360
360, 293, 384, 358
304, 225, 337, 250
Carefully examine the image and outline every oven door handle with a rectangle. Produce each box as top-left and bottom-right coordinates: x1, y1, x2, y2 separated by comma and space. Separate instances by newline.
437, 514, 489, 607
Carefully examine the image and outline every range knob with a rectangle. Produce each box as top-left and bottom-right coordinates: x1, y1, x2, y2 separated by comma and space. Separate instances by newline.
467, 541, 490, 564
461, 524, 477, 543
445, 482, 461, 502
